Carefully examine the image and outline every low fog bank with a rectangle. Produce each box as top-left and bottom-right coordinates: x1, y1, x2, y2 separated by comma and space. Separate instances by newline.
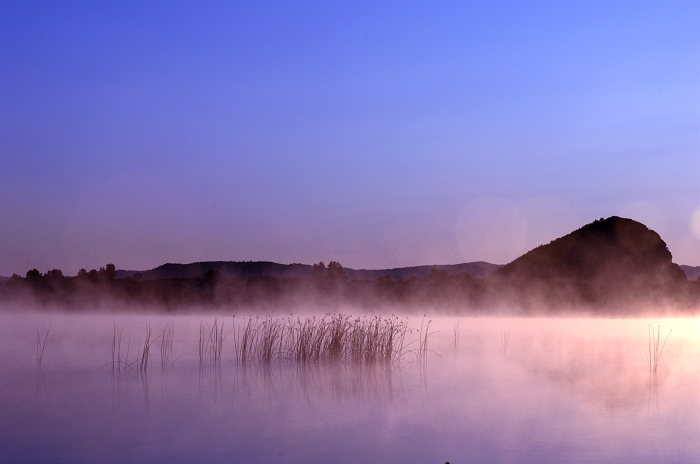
0, 262, 697, 317
2, 217, 697, 316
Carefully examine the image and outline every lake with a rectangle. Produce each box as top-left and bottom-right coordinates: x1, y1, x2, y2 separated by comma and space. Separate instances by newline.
1, 312, 698, 463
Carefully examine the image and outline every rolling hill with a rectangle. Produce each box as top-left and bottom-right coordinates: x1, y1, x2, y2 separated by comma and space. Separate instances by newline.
115, 261, 503, 281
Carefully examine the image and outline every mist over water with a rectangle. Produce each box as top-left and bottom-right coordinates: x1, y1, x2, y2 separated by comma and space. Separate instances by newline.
1, 311, 698, 463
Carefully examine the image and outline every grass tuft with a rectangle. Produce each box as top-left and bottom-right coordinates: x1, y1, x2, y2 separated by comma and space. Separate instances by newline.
647, 325, 671, 374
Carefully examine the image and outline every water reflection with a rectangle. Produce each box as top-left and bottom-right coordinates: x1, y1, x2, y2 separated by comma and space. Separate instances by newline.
230, 362, 403, 404
504, 321, 686, 412
647, 372, 661, 416
511, 334, 655, 410
109, 355, 406, 410
35, 362, 49, 398
35, 325, 51, 398
1, 314, 697, 464
199, 360, 224, 399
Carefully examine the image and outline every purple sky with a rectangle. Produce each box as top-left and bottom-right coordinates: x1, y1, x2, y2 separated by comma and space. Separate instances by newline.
1, 1, 699, 276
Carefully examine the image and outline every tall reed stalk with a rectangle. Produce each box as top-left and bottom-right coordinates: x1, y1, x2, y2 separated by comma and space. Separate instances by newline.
160, 321, 174, 368
36, 325, 50, 366
111, 325, 134, 375
137, 324, 153, 373
415, 316, 435, 365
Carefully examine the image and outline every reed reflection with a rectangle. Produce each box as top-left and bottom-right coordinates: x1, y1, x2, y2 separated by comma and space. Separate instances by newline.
109, 324, 158, 411
230, 361, 404, 404
35, 325, 50, 398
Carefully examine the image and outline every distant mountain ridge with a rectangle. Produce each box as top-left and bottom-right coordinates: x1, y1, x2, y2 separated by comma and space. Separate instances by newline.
344, 262, 502, 280
681, 265, 700, 281
115, 261, 503, 281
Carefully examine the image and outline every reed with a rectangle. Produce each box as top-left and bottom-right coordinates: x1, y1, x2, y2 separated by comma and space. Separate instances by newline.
137, 324, 153, 373
110, 325, 139, 376
200, 318, 226, 364
36, 325, 50, 366
450, 319, 460, 352
415, 316, 435, 365
35, 325, 51, 397
111, 324, 119, 375
647, 325, 671, 374
500, 330, 510, 356
160, 321, 174, 369
229, 314, 409, 365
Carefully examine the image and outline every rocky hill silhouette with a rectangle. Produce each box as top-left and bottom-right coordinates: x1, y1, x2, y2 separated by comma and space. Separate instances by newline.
495, 216, 686, 287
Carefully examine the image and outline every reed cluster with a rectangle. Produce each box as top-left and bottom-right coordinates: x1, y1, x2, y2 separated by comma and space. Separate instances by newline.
414, 316, 434, 365
200, 318, 225, 363
647, 325, 671, 374
230, 314, 408, 365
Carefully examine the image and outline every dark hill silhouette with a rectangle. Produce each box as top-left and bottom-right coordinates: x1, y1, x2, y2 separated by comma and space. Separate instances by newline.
495, 216, 686, 287
115, 261, 503, 281
117, 261, 313, 281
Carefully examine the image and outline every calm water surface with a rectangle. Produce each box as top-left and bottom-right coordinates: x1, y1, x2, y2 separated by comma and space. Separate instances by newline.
1, 313, 698, 463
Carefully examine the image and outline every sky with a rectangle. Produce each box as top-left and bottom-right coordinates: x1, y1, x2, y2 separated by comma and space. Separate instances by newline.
1, 1, 699, 276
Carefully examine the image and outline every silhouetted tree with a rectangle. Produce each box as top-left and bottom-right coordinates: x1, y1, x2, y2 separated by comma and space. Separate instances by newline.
313, 262, 326, 278
26, 269, 42, 282
40, 269, 66, 293
203, 269, 220, 287
6, 274, 23, 290
98, 264, 116, 282
327, 261, 347, 282
376, 275, 395, 295
44, 269, 64, 280
429, 268, 448, 283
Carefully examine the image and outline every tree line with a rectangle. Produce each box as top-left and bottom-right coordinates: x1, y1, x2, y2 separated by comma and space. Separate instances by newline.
1, 260, 698, 313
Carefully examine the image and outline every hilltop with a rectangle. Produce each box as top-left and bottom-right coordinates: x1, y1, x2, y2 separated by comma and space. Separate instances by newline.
495, 216, 686, 286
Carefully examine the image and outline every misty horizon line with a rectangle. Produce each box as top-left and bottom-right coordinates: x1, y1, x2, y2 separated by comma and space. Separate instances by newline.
0, 260, 504, 281
2, 259, 699, 282
2, 216, 699, 281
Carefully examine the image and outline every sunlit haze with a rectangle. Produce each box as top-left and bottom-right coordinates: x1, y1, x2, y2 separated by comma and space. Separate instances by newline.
1, 1, 698, 276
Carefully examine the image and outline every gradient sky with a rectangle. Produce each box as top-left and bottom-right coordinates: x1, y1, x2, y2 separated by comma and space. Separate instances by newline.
1, 1, 699, 276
